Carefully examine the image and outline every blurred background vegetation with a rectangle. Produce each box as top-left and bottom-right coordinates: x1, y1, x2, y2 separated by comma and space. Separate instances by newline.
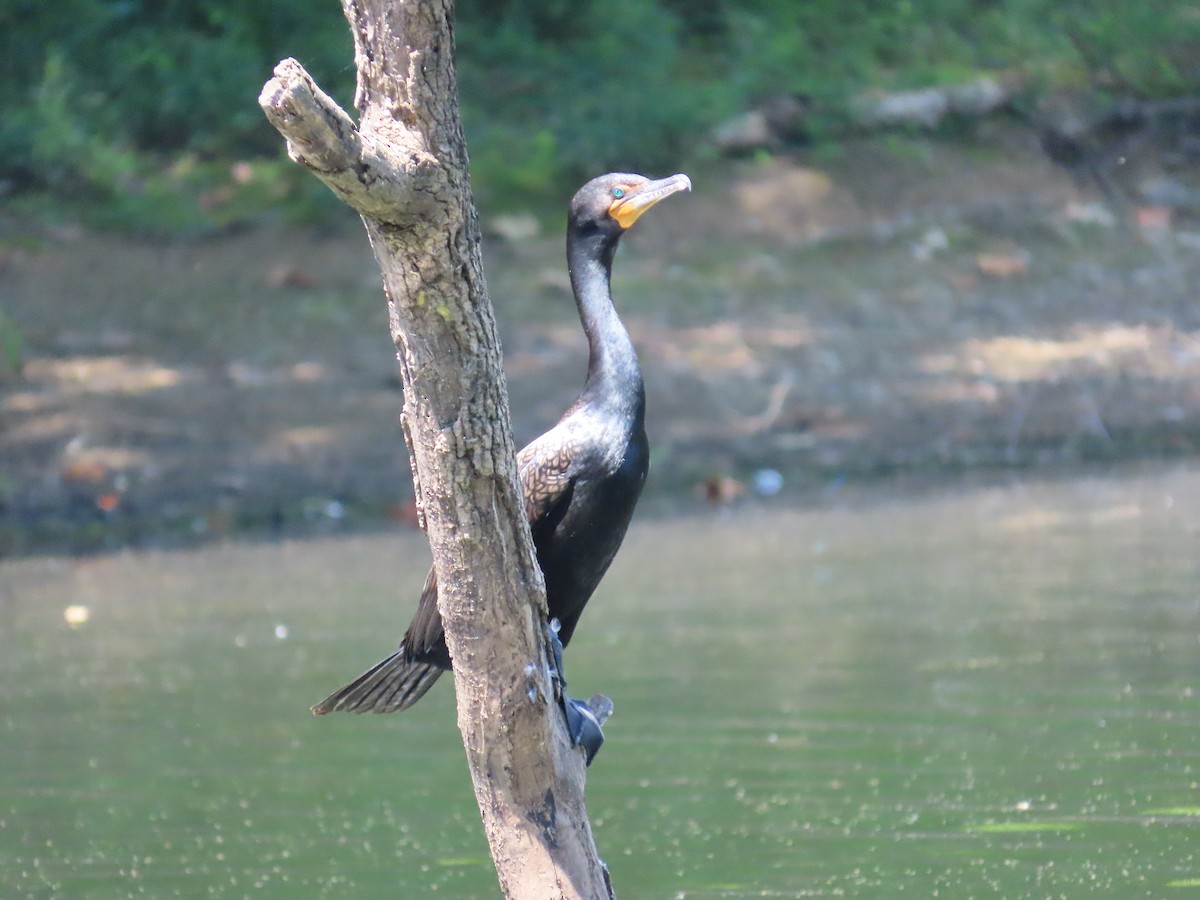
2, 0, 1198, 231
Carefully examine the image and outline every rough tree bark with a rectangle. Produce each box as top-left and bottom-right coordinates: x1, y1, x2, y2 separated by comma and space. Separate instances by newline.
259, 2, 613, 897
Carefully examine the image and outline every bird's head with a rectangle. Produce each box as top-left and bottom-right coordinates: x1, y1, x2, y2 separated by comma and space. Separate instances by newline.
569, 172, 691, 239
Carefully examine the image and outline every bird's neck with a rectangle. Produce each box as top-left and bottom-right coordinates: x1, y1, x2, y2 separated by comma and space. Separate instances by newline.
568, 231, 644, 421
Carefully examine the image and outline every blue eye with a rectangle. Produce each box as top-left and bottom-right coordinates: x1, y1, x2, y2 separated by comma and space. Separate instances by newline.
612, 187, 625, 199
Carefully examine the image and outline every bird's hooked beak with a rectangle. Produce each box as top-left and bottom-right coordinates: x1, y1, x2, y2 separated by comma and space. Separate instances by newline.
610, 173, 691, 230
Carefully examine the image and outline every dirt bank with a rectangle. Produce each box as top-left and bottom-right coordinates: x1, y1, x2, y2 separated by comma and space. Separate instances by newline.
3, 122, 1199, 553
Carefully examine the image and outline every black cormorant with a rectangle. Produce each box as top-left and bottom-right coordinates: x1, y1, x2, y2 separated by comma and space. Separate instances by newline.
313, 171, 691, 718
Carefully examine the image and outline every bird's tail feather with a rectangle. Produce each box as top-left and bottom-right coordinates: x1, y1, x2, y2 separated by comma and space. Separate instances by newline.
312, 649, 443, 715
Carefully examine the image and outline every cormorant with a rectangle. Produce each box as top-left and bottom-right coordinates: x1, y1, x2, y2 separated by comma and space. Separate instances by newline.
313, 171, 691, 719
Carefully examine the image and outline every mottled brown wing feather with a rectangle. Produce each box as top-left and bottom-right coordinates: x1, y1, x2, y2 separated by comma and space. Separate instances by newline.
518, 431, 577, 523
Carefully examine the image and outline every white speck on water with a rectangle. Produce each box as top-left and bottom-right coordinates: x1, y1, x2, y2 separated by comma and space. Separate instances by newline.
274, 623, 289, 640
64, 605, 90, 627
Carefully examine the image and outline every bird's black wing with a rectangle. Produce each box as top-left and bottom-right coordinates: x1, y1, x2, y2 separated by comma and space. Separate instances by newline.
399, 567, 449, 664
312, 423, 580, 715
400, 424, 579, 662
309, 647, 442, 714
310, 563, 446, 713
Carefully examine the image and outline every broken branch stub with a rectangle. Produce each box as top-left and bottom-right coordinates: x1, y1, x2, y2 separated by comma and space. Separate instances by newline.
258, 57, 442, 225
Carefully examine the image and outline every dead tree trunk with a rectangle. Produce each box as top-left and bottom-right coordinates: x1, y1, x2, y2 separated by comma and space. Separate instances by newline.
259, 2, 613, 897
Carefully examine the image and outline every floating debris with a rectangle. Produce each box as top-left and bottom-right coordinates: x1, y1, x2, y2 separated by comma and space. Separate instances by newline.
753, 468, 785, 497
911, 227, 949, 262
697, 475, 745, 506
976, 250, 1030, 279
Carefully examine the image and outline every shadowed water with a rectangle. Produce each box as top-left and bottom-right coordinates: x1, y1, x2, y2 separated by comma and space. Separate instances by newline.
2, 466, 1199, 898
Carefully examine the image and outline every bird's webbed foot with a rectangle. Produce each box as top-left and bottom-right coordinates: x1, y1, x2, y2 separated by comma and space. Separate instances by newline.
546, 618, 613, 766
564, 693, 614, 766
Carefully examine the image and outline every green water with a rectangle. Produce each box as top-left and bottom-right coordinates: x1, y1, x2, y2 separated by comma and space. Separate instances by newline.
3, 467, 1199, 898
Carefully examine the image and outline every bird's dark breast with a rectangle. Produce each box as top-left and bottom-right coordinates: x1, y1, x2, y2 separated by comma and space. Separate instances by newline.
538, 428, 648, 647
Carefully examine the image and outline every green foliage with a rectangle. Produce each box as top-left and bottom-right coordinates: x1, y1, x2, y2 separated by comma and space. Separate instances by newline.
3, 44, 334, 233
0, 311, 23, 376
0, 0, 352, 226
1, 0, 1196, 227
457, 0, 713, 201
1056, 0, 1200, 96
